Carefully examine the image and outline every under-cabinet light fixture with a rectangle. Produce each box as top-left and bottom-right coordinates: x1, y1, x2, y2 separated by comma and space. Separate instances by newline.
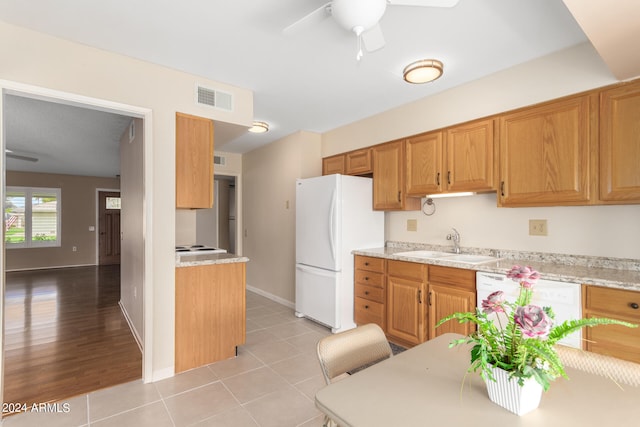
425, 192, 476, 199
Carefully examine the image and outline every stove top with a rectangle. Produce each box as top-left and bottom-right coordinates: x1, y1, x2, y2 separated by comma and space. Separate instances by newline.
176, 245, 227, 255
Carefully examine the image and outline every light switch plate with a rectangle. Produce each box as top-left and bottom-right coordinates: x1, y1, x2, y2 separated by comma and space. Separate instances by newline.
407, 219, 418, 232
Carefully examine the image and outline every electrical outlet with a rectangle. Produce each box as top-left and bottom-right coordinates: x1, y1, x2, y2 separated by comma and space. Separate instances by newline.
529, 219, 548, 236
407, 219, 417, 232
72, 246, 77, 252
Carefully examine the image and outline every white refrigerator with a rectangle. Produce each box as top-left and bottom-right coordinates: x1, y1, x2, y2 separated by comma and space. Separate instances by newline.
295, 174, 384, 333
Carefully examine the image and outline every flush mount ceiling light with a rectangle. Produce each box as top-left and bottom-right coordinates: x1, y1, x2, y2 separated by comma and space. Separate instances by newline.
248, 121, 269, 133
403, 59, 444, 84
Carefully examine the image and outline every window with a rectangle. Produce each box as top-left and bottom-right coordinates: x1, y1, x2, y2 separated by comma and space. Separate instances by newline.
5, 187, 61, 248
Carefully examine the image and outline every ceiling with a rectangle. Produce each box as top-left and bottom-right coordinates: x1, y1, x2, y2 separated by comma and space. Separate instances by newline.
0, 0, 637, 177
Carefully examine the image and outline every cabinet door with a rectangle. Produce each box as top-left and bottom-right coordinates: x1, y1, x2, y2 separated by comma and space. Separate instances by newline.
498, 95, 594, 206
346, 149, 372, 175
405, 131, 443, 196
373, 140, 420, 211
176, 113, 214, 208
322, 154, 345, 175
446, 118, 496, 193
387, 275, 426, 346
600, 81, 640, 203
428, 284, 476, 340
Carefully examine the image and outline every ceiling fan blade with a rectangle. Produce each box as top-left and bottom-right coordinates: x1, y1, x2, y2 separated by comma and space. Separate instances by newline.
283, 2, 332, 36
362, 24, 386, 52
6, 153, 39, 162
387, 0, 459, 7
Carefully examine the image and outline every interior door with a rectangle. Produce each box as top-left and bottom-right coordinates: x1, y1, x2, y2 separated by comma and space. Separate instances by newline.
99, 191, 121, 265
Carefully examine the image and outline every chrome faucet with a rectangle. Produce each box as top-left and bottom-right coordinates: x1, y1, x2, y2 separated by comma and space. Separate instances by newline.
446, 228, 461, 254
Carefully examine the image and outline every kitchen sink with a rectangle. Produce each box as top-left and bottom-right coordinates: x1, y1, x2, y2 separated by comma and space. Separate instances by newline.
393, 250, 455, 259
393, 250, 501, 264
441, 254, 501, 264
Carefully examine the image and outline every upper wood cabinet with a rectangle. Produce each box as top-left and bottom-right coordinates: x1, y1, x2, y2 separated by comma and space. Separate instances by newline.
373, 140, 421, 211
322, 154, 345, 175
346, 148, 372, 175
599, 81, 640, 203
322, 149, 372, 176
498, 94, 596, 207
406, 118, 496, 196
176, 112, 214, 209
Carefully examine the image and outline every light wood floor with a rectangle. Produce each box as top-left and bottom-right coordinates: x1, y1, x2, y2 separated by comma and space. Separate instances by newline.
3, 265, 142, 412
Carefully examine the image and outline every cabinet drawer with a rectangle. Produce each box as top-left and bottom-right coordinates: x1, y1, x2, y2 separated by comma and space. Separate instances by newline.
355, 256, 385, 273
429, 265, 476, 291
355, 283, 385, 303
355, 270, 384, 288
585, 286, 640, 321
355, 297, 385, 328
387, 260, 427, 281
585, 318, 640, 363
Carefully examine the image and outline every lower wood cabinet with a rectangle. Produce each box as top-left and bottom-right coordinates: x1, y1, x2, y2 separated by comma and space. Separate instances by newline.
354, 256, 386, 330
583, 285, 640, 363
386, 260, 427, 346
175, 262, 246, 373
428, 266, 476, 339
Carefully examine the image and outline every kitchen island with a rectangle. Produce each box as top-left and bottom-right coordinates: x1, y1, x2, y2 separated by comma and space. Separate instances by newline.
175, 252, 249, 373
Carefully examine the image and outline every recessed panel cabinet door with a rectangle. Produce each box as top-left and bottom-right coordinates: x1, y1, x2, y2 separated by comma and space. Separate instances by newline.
599, 81, 640, 203
428, 284, 475, 340
498, 95, 595, 206
386, 275, 425, 346
176, 112, 214, 208
446, 118, 496, 193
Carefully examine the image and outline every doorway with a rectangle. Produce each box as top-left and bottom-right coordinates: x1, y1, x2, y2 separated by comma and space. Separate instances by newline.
99, 191, 121, 265
1, 83, 152, 408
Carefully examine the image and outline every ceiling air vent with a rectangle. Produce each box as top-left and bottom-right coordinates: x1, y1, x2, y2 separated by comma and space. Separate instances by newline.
214, 155, 226, 166
196, 85, 233, 111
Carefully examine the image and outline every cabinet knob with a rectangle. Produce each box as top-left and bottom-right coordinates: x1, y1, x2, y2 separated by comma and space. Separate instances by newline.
364, 276, 369, 281
364, 262, 369, 266
364, 305, 369, 309
630, 302, 639, 310
364, 291, 369, 295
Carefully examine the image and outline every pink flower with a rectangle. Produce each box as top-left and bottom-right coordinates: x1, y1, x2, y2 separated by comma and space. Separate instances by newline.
482, 291, 506, 314
507, 265, 540, 289
514, 305, 552, 338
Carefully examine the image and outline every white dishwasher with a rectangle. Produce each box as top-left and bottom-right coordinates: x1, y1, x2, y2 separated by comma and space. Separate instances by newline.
476, 271, 582, 349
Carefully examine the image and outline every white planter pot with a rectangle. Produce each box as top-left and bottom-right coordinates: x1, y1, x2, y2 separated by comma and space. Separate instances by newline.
485, 365, 543, 416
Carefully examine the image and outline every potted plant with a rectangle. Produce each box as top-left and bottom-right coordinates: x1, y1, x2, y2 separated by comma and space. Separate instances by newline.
437, 265, 637, 415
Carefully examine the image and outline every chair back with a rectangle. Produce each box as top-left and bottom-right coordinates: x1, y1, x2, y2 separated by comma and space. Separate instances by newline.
317, 323, 392, 385
556, 345, 640, 387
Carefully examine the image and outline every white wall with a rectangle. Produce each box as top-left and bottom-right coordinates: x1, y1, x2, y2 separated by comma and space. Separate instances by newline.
0, 21, 253, 380
323, 42, 640, 260
243, 131, 321, 302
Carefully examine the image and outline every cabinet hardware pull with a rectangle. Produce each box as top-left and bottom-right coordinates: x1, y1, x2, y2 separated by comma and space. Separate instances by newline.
397, 191, 401, 202
447, 171, 451, 185
418, 290, 422, 304
365, 305, 369, 309
364, 291, 369, 295
500, 181, 505, 197
631, 302, 639, 310
428, 291, 432, 306
364, 262, 369, 266
436, 172, 440, 186
364, 276, 369, 281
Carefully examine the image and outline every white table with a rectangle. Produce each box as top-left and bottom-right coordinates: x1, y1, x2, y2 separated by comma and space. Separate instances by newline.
315, 333, 640, 426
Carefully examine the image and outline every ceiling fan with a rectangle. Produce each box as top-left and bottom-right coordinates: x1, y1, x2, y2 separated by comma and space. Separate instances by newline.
5, 149, 39, 162
284, 0, 460, 60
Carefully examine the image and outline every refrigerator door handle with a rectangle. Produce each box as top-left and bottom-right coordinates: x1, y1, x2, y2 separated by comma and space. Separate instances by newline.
328, 188, 337, 265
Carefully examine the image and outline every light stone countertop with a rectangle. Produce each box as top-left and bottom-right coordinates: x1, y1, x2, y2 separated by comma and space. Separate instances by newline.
175, 252, 249, 268
354, 242, 640, 292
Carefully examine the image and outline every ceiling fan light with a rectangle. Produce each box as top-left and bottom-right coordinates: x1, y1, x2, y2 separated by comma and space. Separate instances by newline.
403, 59, 444, 84
331, 0, 387, 32
248, 121, 269, 133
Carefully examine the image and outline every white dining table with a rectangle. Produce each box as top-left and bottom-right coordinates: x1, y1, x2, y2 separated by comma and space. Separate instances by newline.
315, 333, 640, 427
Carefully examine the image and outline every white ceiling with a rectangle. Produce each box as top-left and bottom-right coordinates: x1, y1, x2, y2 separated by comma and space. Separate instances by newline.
0, 0, 632, 177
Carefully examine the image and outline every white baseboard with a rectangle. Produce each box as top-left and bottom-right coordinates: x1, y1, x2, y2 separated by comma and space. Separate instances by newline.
151, 367, 175, 382
5, 263, 96, 272
246, 284, 294, 309
119, 301, 143, 352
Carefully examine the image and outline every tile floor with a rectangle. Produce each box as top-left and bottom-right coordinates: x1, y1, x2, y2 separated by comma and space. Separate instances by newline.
3, 291, 332, 427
